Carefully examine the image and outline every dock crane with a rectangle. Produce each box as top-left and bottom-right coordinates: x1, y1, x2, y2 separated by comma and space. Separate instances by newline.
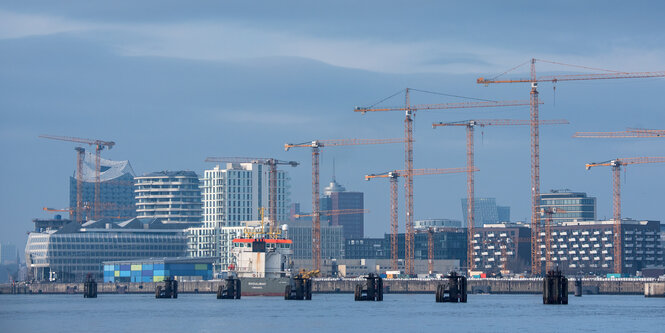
585, 157, 665, 274
365, 167, 477, 271
355, 89, 532, 274
477, 58, 665, 274
433, 118, 568, 273
205, 157, 298, 233
39, 135, 115, 220
284, 138, 405, 271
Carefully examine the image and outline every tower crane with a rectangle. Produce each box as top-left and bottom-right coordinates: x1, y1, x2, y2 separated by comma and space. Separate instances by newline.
365, 167, 477, 272
284, 138, 405, 271
477, 58, 665, 274
585, 157, 665, 274
205, 157, 298, 233
39, 135, 115, 220
355, 89, 532, 274
540, 207, 567, 273
433, 118, 568, 274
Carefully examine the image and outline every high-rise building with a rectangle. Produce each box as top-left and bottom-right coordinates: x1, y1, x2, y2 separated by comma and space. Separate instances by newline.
187, 163, 291, 269
69, 153, 136, 221
497, 206, 511, 222
134, 171, 203, 225
539, 189, 596, 224
0, 243, 18, 265
320, 178, 364, 239
201, 163, 290, 228
461, 198, 510, 227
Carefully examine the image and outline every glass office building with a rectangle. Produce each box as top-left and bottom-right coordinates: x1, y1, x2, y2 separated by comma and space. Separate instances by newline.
540, 190, 596, 224
26, 218, 187, 282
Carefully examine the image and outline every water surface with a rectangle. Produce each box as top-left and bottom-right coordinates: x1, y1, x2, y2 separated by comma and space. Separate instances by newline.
1, 294, 663, 332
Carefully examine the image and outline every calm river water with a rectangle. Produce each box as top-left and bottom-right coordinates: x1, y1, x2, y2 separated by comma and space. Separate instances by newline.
1, 294, 664, 332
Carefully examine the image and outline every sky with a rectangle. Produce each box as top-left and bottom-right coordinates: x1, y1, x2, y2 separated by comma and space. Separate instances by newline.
2, 1, 665, 256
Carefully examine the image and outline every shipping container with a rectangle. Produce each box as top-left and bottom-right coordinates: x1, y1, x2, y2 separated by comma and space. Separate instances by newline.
131, 264, 142, 271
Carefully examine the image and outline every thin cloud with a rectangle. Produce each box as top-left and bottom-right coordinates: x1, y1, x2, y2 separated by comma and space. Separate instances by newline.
1, 10, 664, 75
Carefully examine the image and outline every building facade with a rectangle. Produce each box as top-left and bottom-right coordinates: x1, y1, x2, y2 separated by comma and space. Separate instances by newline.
201, 163, 290, 228
472, 223, 532, 275
461, 198, 510, 227
539, 190, 596, 224
320, 178, 364, 239
345, 230, 467, 272
103, 257, 214, 283
69, 153, 136, 221
534, 219, 661, 276
287, 220, 344, 260
25, 218, 187, 282
134, 171, 203, 225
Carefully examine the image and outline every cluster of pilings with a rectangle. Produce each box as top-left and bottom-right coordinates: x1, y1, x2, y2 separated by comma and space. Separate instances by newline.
354, 273, 383, 301
155, 277, 178, 299
217, 276, 241, 299
543, 269, 568, 304
285, 275, 312, 300
83, 274, 97, 298
436, 272, 467, 303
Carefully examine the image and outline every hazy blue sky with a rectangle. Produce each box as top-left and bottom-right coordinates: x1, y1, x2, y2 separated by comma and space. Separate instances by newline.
2, 1, 665, 254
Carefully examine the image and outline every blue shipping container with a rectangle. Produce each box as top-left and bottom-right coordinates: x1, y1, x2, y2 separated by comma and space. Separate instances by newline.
120, 265, 131, 271
143, 264, 153, 270
154, 264, 165, 270
120, 271, 130, 277
142, 270, 153, 276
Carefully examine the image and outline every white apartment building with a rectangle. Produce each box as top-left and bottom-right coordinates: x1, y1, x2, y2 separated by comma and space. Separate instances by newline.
202, 163, 290, 228
187, 163, 291, 271
134, 171, 203, 224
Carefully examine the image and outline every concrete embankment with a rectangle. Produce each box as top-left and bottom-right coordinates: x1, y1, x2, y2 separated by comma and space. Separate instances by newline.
314, 278, 648, 295
0, 278, 655, 295
644, 282, 665, 297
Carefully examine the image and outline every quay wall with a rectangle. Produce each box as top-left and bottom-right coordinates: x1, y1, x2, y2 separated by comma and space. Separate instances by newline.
0, 278, 652, 295
644, 282, 665, 297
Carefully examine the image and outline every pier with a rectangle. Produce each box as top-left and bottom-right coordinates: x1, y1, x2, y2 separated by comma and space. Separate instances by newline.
2, 277, 654, 295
